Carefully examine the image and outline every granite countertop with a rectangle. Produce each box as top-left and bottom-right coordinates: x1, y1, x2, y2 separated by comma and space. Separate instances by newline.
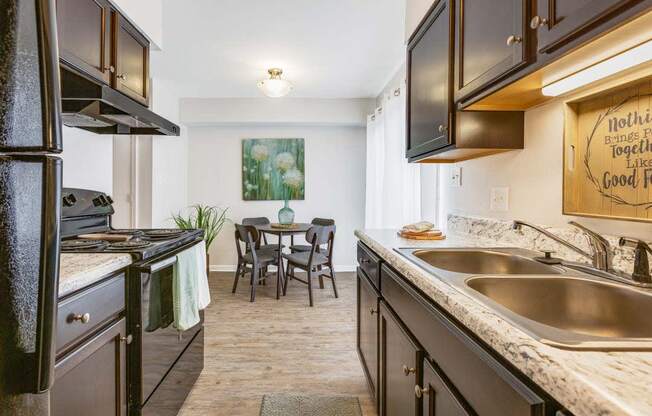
355, 229, 652, 416
59, 253, 133, 297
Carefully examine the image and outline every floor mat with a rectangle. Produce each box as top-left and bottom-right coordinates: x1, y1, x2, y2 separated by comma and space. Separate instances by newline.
260, 393, 363, 416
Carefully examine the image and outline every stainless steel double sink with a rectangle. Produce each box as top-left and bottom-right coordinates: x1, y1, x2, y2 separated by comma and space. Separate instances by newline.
397, 247, 652, 351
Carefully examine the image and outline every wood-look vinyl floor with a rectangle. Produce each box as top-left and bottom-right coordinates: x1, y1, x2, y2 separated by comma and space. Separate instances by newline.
178, 271, 377, 416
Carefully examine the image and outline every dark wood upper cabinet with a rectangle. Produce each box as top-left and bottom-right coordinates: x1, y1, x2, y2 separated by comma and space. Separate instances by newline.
56, 0, 151, 106
357, 270, 380, 403
406, 0, 453, 160
532, 0, 645, 53
56, 0, 113, 84
454, 0, 530, 101
419, 358, 471, 416
51, 318, 128, 416
379, 301, 422, 416
114, 13, 150, 106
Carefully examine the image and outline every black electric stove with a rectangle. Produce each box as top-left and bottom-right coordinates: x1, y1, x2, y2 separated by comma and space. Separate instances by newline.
60, 188, 205, 415
61, 188, 203, 260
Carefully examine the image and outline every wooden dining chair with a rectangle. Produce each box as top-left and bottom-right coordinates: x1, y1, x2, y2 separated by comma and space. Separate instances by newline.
232, 224, 284, 302
283, 225, 337, 307
242, 217, 284, 251
290, 218, 335, 252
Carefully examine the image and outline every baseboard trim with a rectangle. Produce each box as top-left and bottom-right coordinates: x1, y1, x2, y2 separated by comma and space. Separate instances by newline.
210, 264, 356, 273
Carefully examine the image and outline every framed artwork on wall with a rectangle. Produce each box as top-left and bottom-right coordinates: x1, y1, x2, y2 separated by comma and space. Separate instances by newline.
564, 78, 652, 223
242, 138, 305, 201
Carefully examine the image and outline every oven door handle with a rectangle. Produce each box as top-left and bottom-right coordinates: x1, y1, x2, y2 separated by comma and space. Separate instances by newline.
135, 256, 178, 274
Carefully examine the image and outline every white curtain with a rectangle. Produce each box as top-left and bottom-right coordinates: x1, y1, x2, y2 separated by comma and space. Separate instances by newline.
365, 82, 421, 229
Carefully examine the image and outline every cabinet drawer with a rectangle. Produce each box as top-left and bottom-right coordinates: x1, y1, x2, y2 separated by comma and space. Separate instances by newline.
357, 242, 381, 290
381, 265, 545, 415
57, 273, 126, 354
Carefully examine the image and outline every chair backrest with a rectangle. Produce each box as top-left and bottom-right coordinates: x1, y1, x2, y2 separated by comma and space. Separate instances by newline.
242, 217, 270, 226
311, 218, 335, 226
235, 224, 258, 246
242, 217, 270, 244
306, 225, 335, 252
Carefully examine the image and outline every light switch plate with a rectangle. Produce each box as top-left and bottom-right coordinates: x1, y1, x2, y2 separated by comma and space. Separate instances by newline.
490, 187, 509, 211
449, 166, 462, 187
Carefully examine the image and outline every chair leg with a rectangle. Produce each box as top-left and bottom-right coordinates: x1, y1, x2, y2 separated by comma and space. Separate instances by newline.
329, 263, 338, 298
283, 261, 290, 296
232, 262, 242, 293
308, 269, 314, 307
318, 272, 324, 289
250, 265, 259, 302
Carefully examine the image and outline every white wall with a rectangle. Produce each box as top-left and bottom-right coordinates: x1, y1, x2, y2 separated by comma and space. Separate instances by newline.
112, 0, 163, 49
439, 97, 652, 240
181, 98, 375, 127
186, 125, 366, 270
405, 0, 434, 41
60, 126, 113, 194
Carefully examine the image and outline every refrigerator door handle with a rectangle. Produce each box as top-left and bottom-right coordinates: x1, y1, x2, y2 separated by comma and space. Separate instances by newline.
37, 0, 64, 153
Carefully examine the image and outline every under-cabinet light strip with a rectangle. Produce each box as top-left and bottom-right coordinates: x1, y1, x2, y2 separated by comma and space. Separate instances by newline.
541, 39, 652, 97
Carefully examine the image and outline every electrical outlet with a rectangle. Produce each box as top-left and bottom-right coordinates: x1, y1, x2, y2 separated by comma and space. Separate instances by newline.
449, 166, 462, 187
490, 187, 509, 211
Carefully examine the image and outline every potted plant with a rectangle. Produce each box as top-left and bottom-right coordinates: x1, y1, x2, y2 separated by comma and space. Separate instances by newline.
172, 205, 229, 275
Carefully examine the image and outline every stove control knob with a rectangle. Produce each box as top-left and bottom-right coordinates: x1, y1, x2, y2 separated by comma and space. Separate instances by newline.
62, 194, 77, 207
105, 195, 114, 204
92, 196, 103, 207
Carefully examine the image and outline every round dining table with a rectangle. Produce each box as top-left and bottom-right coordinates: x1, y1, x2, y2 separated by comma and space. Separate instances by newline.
254, 223, 313, 299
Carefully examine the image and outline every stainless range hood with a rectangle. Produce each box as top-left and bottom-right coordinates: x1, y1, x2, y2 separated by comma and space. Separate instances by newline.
60, 68, 180, 136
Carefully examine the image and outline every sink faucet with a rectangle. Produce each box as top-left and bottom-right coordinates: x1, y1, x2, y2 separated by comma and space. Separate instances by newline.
567, 221, 613, 272
619, 237, 652, 284
512, 220, 612, 271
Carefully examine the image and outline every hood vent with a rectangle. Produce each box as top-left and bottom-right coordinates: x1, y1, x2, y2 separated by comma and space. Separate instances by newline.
60, 69, 180, 136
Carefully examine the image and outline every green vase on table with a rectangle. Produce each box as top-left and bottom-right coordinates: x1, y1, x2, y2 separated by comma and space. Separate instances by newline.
278, 199, 295, 224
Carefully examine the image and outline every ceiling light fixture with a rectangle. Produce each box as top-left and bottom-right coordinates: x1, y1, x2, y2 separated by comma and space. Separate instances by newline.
257, 68, 293, 98
541, 40, 652, 97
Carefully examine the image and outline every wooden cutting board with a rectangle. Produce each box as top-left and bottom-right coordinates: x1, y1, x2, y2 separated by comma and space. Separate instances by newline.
397, 230, 446, 240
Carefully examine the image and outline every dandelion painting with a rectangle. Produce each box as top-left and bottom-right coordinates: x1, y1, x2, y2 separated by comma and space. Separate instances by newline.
242, 138, 305, 201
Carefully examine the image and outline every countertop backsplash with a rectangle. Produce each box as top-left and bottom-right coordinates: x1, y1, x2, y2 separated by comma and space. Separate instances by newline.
446, 214, 645, 276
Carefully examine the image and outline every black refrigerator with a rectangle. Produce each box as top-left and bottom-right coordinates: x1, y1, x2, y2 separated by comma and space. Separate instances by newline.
0, 0, 62, 415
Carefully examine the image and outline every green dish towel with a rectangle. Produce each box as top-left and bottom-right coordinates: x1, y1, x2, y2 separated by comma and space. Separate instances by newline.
173, 241, 210, 331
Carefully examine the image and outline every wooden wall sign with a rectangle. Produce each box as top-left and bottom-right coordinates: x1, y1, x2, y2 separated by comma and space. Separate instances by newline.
564, 80, 652, 223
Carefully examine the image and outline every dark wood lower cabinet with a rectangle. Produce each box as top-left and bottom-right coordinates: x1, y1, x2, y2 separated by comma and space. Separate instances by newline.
419, 358, 471, 416
51, 318, 127, 416
357, 269, 380, 402
355, 242, 564, 416
379, 301, 422, 416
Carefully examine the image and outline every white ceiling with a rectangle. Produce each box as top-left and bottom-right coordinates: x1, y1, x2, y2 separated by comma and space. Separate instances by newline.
151, 0, 406, 99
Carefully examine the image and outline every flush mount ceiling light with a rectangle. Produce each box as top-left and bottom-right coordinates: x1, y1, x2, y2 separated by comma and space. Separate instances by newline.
257, 68, 294, 98
541, 40, 652, 97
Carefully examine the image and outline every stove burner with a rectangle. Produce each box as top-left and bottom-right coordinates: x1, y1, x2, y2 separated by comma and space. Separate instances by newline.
107, 229, 144, 236
107, 240, 152, 250
61, 239, 109, 251
143, 229, 184, 240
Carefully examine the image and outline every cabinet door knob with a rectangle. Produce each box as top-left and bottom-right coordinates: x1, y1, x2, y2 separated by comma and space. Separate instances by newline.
105, 65, 115, 73
438, 125, 446, 134
117, 73, 127, 80
71, 313, 91, 324
415, 384, 428, 398
120, 334, 133, 344
369, 307, 377, 315
530, 15, 548, 29
402, 364, 416, 376
506, 35, 522, 46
